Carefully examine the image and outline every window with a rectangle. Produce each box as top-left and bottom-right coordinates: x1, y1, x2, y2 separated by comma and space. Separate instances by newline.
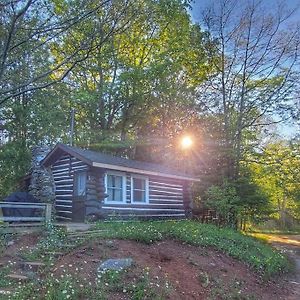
106, 172, 126, 203
75, 172, 86, 196
131, 176, 148, 203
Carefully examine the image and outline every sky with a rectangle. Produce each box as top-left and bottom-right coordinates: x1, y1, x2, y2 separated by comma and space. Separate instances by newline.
189, 0, 300, 138
190, 0, 300, 23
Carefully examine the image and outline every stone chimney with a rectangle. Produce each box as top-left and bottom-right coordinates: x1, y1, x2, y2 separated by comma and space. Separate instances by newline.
29, 146, 56, 204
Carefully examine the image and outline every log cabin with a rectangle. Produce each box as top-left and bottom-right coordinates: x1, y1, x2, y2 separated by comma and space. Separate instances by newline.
41, 143, 199, 222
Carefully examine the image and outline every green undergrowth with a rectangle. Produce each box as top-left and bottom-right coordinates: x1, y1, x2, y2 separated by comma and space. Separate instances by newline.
94, 220, 291, 278
20, 222, 78, 262
7, 268, 169, 300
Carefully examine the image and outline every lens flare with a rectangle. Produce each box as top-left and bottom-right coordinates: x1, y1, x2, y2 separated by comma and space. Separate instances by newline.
181, 136, 193, 149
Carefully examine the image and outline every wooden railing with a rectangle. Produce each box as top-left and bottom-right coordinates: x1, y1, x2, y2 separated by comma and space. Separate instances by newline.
0, 202, 52, 223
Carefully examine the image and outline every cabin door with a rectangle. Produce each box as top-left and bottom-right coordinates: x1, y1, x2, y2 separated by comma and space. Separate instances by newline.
72, 171, 87, 222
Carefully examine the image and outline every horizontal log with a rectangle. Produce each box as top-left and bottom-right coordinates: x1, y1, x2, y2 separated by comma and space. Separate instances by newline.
149, 180, 182, 189
150, 199, 183, 204
149, 195, 183, 200
56, 190, 73, 195
53, 178, 73, 183
149, 189, 182, 196
56, 194, 72, 198
55, 204, 72, 208
52, 160, 85, 169
56, 216, 72, 220
148, 176, 182, 186
102, 203, 184, 209
106, 213, 186, 219
56, 210, 72, 214
56, 200, 72, 204
55, 182, 73, 188
149, 184, 183, 192
102, 206, 185, 212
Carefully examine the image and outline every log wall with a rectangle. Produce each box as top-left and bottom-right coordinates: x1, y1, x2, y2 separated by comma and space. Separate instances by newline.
51, 154, 191, 220
51, 155, 88, 220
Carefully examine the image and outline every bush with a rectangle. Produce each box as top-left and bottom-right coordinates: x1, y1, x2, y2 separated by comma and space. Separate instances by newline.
206, 181, 240, 228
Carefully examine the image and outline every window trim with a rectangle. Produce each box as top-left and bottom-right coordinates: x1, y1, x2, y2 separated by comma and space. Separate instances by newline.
131, 174, 149, 204
104, 171, 127, 204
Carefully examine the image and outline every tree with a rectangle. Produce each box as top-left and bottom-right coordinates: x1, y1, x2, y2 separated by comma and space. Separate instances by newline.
249, 141, 300, 228
0, 0, 135, 106
206, 173, 269, 229
54, 0, 213, 161
196, 0, 300, 179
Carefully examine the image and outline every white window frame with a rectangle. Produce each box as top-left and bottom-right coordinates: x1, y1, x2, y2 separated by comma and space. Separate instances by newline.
104, 171, 127, 204
131, 174, 149, 204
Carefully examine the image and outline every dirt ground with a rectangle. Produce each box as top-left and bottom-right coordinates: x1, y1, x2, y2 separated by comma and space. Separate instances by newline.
1, 233, 298, 299
260, 234, 300, 300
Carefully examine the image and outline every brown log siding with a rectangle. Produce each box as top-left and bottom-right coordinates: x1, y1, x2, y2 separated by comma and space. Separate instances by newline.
52, 155, 88, 220
51, 154, 190, 220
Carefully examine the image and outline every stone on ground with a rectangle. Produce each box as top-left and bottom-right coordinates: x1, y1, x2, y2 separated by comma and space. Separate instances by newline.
98, 258, 133, 271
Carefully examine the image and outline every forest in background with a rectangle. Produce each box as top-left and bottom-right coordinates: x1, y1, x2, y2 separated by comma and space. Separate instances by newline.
0, 0, 299, 229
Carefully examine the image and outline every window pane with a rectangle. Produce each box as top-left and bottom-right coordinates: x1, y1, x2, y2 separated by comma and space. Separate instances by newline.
107, 175, 113, 187
106, 174, 124, 202
107, 188, 114, 201
134, 190, 145, 202
133, 178, 145, 190
108, 175, 122, 189
114, 189, 122, 201
114, 176, 122, 189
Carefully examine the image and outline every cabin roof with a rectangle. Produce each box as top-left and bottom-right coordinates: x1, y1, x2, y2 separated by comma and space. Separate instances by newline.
42, 143, 199, 181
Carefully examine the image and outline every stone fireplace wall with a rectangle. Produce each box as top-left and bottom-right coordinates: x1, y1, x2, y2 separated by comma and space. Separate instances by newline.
29, 146, 56, 204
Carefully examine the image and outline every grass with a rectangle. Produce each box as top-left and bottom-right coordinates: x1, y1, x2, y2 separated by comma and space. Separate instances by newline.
94, 220, 291, 278
0, 220, 293, 299
6, 266, 170, 300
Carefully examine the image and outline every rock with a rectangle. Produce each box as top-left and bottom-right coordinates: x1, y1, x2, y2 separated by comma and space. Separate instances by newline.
98, 258, 133, 272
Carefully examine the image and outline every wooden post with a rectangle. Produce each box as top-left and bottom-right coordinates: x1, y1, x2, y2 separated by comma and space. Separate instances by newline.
45, 203, 52, 223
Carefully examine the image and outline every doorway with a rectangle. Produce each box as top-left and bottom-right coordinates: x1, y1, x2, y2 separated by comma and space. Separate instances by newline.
72, 171, 87, 222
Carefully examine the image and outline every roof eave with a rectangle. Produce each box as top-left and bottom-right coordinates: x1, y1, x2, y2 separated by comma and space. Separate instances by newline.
92, 162, 199, 182
42, 143, 93, 167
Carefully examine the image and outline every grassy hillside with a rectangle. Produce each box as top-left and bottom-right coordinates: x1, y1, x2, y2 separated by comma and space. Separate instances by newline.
0, 220, 292, 299
95, 220, 290, 278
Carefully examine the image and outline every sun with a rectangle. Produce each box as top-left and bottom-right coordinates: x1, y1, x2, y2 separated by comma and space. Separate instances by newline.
181, 136, 193, 149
